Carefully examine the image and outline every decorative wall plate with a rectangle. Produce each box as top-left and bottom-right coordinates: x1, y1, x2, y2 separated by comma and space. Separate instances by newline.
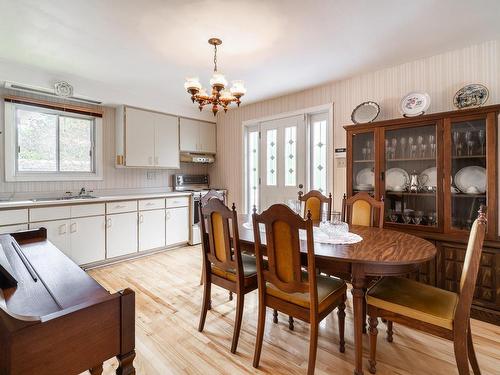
351, 101, 380, 124
54, 81, 73, 97
453, 84, 489, 109
400, 92, 430, 117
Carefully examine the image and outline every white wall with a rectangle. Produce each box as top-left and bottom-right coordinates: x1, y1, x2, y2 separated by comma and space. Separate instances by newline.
0, 88, 208, 197
211, 40, 500, 211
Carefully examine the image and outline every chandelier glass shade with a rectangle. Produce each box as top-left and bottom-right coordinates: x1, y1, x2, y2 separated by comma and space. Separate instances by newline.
184, 38, 246, 115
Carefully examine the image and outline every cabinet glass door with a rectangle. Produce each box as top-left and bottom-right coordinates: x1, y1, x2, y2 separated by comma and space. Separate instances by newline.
351, 131, 375, 196
450, 119, 487, 231
383, 124, 439, 229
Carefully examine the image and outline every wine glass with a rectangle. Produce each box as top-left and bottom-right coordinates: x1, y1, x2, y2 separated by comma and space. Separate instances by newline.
403, 212, 412, 224
452, 131, 460, 156
420, 143, 427, 158
413, 211, 423, 225
478, 129, 485, 155
465, 131, 474, 156
391, 138, 398, 158
410, 144, 418, 159
362, 147, 367, 160
400, 137, 407, 158
389, 210, 399, 223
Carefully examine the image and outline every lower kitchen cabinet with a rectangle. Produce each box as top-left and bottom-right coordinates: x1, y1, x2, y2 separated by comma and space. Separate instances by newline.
139, 209, 166, 251
166, 207, 189, 246
106, 212, 138, 258
70, 216, 106, 265
30, 217, 106, 265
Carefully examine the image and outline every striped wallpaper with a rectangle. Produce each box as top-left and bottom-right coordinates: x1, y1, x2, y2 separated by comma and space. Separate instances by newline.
210, 39, 500, 211
0, 88, 208, 197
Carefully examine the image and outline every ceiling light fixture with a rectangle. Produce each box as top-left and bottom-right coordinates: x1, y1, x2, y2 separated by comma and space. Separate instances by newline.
184, 38, 246, 116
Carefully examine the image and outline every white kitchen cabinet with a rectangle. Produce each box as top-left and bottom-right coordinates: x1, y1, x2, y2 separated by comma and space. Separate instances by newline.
0, 224, 28, 235
29, 220, 71, 258
106, 212, 138, 258
165, 207, 189, 246
139, 209, 166, 252
116, 106, 179, 168
70, 216, 106, 265
179, 118, 216, 154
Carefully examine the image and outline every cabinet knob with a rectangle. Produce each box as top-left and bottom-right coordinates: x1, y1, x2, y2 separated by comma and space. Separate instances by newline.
139, 214, 144, 224
106, 218, 112, 228
70, 222, 77, 233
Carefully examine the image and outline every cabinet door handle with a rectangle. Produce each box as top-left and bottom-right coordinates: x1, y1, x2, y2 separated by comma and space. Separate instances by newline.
145, 202, 154, 206
166, 211, 171, 220
139, 214, 144, 224
115, 204, 126, 209
59, 223, 67, 235
106, 218, 112, 228
70, 222, 77, 233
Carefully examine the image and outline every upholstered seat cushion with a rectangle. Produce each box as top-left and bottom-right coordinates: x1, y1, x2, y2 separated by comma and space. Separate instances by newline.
366, 277, 458, 330
266, 274, 346, 313
211, 254, 259, 281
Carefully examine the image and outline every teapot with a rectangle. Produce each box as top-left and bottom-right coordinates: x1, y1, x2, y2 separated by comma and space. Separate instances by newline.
409, 170, 428, 193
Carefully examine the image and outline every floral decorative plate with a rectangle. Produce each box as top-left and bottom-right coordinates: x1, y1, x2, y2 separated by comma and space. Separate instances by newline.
400, 92, 430, 117
351, 101, 380, 124
453, 84, 489, 109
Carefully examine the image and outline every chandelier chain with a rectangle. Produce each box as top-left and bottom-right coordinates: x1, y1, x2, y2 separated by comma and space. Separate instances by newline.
213, 44, 217, 72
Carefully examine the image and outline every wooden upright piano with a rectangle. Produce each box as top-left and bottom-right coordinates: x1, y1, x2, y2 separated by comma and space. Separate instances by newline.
0, 228, 135, 375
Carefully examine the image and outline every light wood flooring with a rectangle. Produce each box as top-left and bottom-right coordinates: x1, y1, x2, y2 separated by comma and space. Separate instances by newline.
88, 245, 500, 375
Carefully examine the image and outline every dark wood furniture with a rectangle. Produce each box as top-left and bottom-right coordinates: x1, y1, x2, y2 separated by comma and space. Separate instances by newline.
344, 104, 500, 325
298, 189, 332, 222
237, 213, 436, 375
251, 205, 347, 375
366, 207, 487, 375
198, 199, 258, 354
342, 192, 384, 228
0, 228, 135, 375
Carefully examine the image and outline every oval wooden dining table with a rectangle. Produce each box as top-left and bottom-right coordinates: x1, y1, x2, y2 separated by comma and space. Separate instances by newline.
236, 214, 437, 375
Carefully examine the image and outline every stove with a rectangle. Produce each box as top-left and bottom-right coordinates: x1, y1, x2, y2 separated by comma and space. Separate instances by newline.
173, 174, 226, 245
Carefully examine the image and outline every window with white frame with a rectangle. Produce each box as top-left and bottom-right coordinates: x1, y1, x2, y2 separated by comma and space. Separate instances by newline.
309, 112, 328, 193
4, 102, 103, 181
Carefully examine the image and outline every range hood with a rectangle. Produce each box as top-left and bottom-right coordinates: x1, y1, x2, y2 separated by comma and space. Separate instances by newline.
180, 152, 215, 164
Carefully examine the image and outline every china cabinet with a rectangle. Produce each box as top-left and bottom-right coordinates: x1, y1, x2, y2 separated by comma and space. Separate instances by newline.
345, 104, 500, 325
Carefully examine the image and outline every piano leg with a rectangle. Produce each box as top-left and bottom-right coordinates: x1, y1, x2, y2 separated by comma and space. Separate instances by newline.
116, 350, 136, 375
90, 364, 103, 374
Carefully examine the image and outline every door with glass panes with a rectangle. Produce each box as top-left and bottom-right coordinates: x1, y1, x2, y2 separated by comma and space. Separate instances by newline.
259, 116, 306, 210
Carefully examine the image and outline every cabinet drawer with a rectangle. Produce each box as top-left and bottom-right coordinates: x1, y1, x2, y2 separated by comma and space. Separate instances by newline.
0, 209, 28, 226
165, 196, 189, 208
30, 206, 71, 222
0, 224, 28, 235
71, 203, 105, 218
106, 200, 137, 214
139, 198, 165, 211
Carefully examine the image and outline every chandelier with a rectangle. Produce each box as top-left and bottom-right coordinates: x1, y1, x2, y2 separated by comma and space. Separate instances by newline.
184, 38, 246, 115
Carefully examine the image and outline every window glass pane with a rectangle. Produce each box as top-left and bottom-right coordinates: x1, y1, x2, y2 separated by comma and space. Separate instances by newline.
312, 119, 327, 193
59, 116, 93, 172
248, 131, 259, 210
17, 108, 57, 172
284, 126, 296, 186
266, 129, 277, 186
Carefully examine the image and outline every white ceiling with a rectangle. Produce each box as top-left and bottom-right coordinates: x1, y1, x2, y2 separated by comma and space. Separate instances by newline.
1, 0, 500, 120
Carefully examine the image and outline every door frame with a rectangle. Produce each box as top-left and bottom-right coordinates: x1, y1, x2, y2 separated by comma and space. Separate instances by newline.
242, 103, 334, 213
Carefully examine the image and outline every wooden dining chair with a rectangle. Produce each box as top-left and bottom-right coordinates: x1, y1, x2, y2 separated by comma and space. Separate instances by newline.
342, 192, 384, 228
366, 206, 487, 375
252, 204, 347, 375
198, 199, 258, 354
298, 190, 332, 222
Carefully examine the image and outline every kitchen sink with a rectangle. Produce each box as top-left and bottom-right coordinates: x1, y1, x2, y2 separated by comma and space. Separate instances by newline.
31, 195, 98, 202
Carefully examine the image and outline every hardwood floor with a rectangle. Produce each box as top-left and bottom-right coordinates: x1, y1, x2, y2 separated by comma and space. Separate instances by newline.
87, 245, 500, 375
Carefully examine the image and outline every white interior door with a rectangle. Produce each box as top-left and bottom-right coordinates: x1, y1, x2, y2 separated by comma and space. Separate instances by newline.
259, 115, 306, 210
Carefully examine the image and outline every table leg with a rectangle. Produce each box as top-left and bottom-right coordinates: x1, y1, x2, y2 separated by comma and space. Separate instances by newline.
352, 268, 367, 375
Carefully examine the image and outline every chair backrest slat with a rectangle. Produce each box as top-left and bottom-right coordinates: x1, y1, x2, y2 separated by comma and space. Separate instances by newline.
200, 199, 243, 277
298, 190, 332, 222
253, 204, 317, 300
342, 192, 384, 228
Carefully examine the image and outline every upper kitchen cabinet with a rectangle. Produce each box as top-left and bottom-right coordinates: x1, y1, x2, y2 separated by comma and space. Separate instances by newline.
116, 106, 180, 168
179, 118, 216, 154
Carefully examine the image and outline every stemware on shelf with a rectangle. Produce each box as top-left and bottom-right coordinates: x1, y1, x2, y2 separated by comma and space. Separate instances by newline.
478, 129, 485, 155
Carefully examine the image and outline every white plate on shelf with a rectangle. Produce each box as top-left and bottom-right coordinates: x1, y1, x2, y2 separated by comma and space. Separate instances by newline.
400, 92, 431, 117
354, 184, 374, 191
356, 168, 374, 186
455, 166, 486, 194
420, 167, 437, 188
385, 168, 409, 191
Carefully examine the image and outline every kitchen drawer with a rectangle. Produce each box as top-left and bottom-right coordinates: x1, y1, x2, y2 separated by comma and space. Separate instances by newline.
139, 198, 165, 211
0, 224, 28, 235
71, 203, 105, 218
0, 209, 28, 226
165, 196, 189, 208
30, 206, 71, 222
106, 200, 137, 214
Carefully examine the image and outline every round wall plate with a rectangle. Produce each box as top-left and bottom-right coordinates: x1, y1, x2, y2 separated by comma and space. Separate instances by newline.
453, 84, 489, 109
351, 101, 380, 124
400, 92, 430, 117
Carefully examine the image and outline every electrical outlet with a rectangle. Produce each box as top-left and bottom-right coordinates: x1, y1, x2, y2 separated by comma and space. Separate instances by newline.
146, 171, 157, 180
337, 158, 346, 168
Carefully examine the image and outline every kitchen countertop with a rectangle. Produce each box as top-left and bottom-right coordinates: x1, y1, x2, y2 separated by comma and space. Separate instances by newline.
0, 191, 192, 209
